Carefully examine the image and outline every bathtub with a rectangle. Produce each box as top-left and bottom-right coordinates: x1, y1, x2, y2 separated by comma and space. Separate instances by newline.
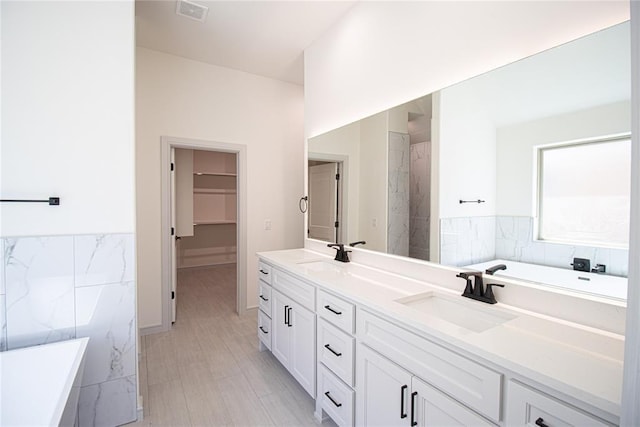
0, 337, 89, 426
465, 259, 627, 301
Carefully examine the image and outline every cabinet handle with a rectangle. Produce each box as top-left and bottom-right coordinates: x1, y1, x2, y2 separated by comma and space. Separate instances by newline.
535, 418, 550, 427
324, 305, 342, 315
410, 391, 417, 426
287, 307, 293, 327
284, 305, 289, 325
400, 385, 408, 419
259, 294, 269, 302
324, 391, 342, 408
324, 344, 342, 357
259, 326, 268, 334
259, 269, 269, 275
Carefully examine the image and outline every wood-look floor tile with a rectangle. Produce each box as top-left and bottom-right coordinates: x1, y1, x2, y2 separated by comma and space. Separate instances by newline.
259, 391, 318, 427
216, 374, 276, 426
180, 362, 234, 426
147, 380, 192, 426
136, 263, 333, 426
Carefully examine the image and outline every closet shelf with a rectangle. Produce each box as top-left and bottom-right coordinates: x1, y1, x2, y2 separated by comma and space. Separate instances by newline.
193, 188, 237, 195
194, 172, 237, 177
193, 220, 237, 225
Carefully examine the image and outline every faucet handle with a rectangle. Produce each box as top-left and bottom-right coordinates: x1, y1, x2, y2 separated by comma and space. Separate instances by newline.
456, 272, 475, 296
483, 283, 505, 304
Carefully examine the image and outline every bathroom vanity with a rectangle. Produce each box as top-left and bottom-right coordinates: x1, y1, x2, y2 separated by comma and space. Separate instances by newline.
257, 248, 623, 426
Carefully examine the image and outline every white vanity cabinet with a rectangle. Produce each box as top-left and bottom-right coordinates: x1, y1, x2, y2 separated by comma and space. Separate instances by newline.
257, 250, 622, 427
257, 261, 273, 351
356, 343, 495, 427
269, 268, 317, 398
506, 381, 615, 427
356, 310, 502, 425
316, 290, 357, 426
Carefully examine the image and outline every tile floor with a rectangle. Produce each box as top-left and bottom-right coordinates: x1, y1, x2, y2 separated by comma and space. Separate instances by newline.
131, 264, 334, 426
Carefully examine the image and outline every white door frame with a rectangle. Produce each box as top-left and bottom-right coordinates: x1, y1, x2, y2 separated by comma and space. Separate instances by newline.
160, 136, 248, 331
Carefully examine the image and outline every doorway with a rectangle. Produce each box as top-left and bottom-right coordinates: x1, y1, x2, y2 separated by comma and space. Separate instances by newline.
161, 136, 247, 331
307, 154, 347, 244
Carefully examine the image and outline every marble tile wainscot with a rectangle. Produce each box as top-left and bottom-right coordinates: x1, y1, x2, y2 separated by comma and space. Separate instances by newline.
0, 234, 137, 427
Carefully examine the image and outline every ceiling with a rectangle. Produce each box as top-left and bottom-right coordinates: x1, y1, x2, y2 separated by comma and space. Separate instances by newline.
135, 0, 357, 85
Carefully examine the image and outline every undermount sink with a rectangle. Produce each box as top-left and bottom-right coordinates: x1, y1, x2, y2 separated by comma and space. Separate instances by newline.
297, 260, 345, 274
395, 292, 517, 333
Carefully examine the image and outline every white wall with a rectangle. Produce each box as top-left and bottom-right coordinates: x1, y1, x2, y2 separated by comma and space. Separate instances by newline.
437, 87, 496, 219
1, 1, 135, 236
358, 112, 388, 252
304, 1, 629, 139
136, 48, 304, 330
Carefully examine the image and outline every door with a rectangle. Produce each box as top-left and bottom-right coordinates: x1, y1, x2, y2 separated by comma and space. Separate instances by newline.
271, 289, 292, 367
356, 344, 412, 426
290, 303, 316, 398
412, 376, 494, 427
308, 162, 338, 242
170, 148, 177, 323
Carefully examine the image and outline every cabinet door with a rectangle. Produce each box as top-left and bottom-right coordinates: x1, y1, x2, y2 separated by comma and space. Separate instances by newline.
290, 303, 316, 398
506, 381, 613, 427
356, 344, 412, 427
412, 376, 494, 427
271, 290, 291, 367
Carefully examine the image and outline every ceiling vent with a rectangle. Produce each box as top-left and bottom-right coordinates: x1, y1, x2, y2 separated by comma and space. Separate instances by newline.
176, 0, 209, 23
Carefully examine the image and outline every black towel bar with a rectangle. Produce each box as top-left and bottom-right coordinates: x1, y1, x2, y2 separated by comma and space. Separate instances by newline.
1, 197, 60, 205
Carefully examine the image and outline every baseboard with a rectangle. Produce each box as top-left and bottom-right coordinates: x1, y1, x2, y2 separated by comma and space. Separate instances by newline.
140, 324, 167, 336
136, 395, 144, 421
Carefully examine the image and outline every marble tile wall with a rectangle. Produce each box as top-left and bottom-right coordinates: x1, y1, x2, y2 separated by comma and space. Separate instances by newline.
409, 141, 431, 261
438, 215, 629, 277
0, 234, 137, 426
495, 216, 629, 276
388, 132, 411, 257
440, 216, 496, 267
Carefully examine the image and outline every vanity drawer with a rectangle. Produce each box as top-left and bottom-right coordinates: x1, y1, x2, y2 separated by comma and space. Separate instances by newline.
318, 319, 355, 387
273, 269, 315, 311
318, 364, 354, 427
258, 280, 272, 317
357, 309, 502, 422
506, 381, 614, 427
317, 290, 355, 334
258, 309, 272, 351
258, 261, 272, 285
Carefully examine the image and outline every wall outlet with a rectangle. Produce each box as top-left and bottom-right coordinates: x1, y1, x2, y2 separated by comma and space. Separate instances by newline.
264, 219, 272, 231
372, 218, 377, 228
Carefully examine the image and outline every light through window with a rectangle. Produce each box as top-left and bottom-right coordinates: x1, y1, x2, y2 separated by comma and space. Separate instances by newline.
538, 137, 631, 247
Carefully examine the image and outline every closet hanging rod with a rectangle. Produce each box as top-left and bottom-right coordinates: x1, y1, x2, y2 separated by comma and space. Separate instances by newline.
1, 197, 60, 205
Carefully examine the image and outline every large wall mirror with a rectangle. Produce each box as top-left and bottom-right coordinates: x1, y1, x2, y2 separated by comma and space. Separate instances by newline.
307, 21, 631, 301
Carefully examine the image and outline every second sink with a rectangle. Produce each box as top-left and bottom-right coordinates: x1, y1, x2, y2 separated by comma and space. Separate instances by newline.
395, 292, 517, 333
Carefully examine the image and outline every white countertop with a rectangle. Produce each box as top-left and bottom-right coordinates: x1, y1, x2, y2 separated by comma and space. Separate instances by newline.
0, 337, 90, 426
258, 249, 624, 418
